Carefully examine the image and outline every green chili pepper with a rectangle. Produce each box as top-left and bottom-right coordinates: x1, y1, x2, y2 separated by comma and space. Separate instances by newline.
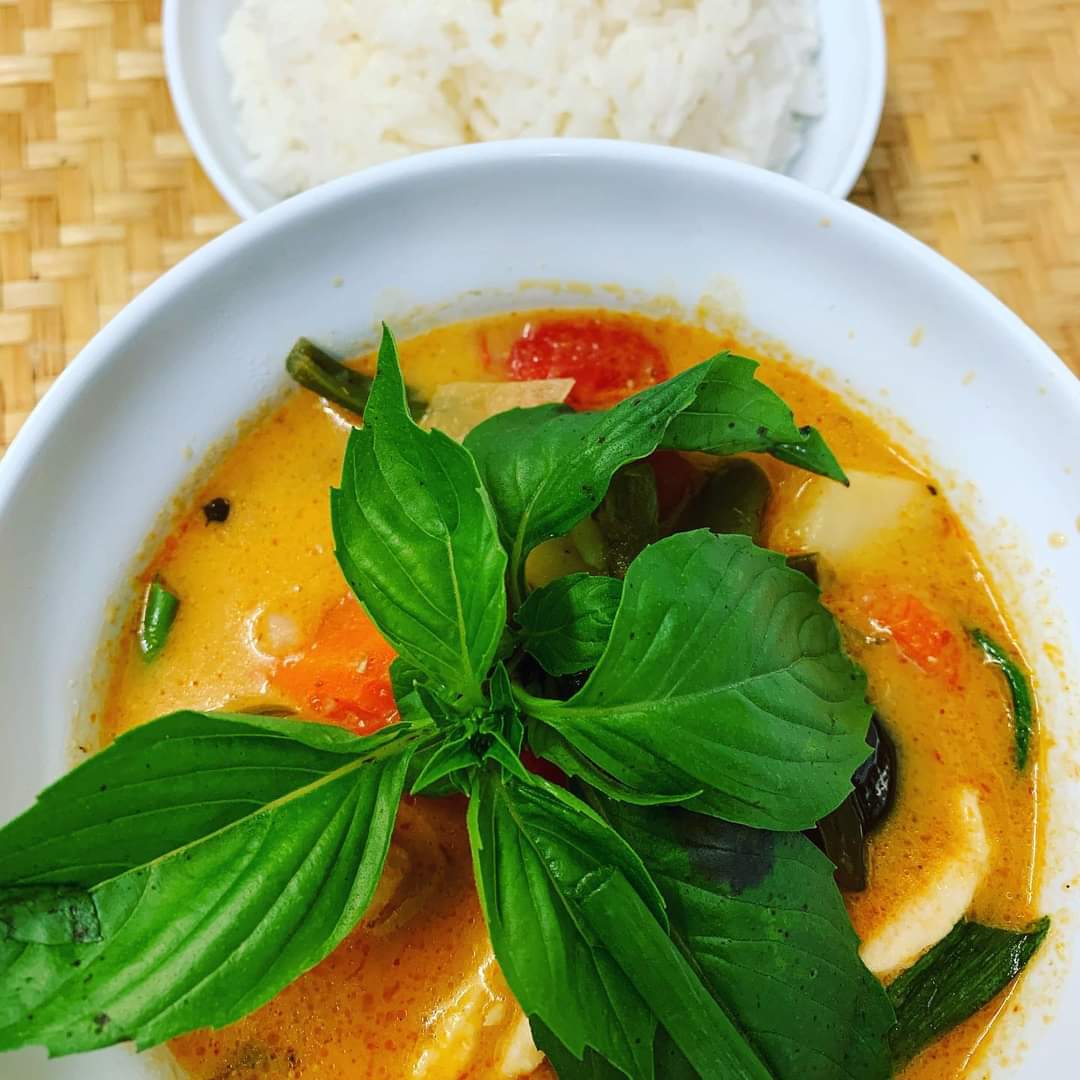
139, 581, 179, 662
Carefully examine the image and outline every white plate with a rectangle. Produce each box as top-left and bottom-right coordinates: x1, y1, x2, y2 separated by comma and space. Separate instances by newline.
162, 0, 886, 217
0, 141, 1076, 1078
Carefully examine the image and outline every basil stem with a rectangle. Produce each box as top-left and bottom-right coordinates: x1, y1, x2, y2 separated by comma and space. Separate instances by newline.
968, 628, 1034, 769
286, 337, 426, 419
888, 917, 1049, 1065
138, 580, 179, 661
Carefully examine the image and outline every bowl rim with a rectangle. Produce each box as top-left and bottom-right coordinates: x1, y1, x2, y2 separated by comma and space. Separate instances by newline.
160, 0, 887, 218
3, 137, 1077, 513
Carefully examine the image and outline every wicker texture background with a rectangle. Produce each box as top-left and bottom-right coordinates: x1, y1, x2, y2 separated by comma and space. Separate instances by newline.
1, 0, 1079, 451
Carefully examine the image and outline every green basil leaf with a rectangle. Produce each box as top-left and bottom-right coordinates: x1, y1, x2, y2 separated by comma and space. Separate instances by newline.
530, 1018, 627, 1079
661, 354, 847, 484
517, 573, 622, 676
0, 886, 102, 946
0, 711, 415, 1054
520, 532, 873, 830
888, 917, 1049, 1066
332, 326, 507, 708
968, 628, 1035, 770
408, 734, 476, 796
467, 768, 664, 1078
597, 799, 894, 1080
464, 363, 712, 602
573, 866, 773, 1080
529, 723, 701, 807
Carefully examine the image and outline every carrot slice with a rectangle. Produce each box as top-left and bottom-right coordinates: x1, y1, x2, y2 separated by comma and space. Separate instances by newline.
861, 587, 962, 685
271, 595, 399, 733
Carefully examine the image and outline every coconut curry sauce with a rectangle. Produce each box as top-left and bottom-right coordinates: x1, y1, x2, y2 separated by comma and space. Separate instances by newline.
100, 311, 1039, 1080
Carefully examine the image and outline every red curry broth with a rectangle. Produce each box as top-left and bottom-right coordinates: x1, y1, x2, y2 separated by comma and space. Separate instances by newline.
100, 310, 1039, 1080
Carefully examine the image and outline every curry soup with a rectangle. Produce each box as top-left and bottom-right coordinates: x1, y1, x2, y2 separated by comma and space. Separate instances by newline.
96, 310, 1039, 1080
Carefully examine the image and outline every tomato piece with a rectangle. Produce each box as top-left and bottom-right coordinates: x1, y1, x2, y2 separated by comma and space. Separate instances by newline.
861, 588, 962, 684
507, 318, 669, 410
519, 748, 569, 788
271, 595, 399, 733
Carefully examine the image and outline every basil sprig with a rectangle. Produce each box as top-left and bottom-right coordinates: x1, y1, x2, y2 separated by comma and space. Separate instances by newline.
0, 327, 1044, 1076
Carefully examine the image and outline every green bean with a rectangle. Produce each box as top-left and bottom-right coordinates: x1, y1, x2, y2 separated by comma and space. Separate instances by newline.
286, 337, 427, 419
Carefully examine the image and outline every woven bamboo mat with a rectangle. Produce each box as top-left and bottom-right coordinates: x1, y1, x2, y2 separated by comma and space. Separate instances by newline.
2, 0, 1079, 453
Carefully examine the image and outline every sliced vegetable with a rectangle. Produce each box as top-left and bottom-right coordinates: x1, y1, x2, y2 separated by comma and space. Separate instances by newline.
852, 713, 898, 832
814, 797, 869, 891
286, 336, 427, 419
507, 318, 669, 411
594, 461, 659, 577
810, 715, 896, 892
888, 917, 1049, 1066
778, 470, 932, 562
860, 587, 962, 685
138, 580, 179, 662
420, 378, 574, 442
674, 458, 772, 540
969, 628, 1034, 770
270, 595, 398, 732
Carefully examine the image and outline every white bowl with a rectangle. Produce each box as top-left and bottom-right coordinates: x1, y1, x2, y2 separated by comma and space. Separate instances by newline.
162, 0, 886, 218
0, 141, 1077, 1078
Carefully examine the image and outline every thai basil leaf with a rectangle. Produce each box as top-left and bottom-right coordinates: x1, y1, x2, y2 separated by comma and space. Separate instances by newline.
0, 886, 102, 946
888, 917, 1049, 1066
573, 866, 773, 1080
528, 723, 700, 807
0, 711, 415, 1054
968, 628, 1034, 770
467, 769, 665, 1078
596, 799, 894, 1080
464, 363, 711, 601
516, 573, 622, 676
530, 1019, 627, 1079
660, 354, 847, 484
408, 734, 476, 796
521, 532, 874, 830
332, 326, 507, 708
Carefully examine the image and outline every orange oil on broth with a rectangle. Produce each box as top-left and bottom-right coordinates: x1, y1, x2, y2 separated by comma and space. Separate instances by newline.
100, 310, 1039, 1079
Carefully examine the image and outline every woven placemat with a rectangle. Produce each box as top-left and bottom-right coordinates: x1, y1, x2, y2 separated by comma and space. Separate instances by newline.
2, 0, 1079, 452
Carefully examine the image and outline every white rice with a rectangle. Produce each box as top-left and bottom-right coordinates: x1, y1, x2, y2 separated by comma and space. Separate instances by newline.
221, 0, 823, 199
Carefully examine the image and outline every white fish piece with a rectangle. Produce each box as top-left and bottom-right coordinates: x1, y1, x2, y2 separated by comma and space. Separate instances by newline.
859, 787, 991, 977
421, 378, 575, 442
499, 1012, 545, 1077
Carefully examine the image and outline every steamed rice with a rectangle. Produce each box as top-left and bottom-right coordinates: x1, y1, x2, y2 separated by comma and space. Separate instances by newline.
221, 0, 823, 199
